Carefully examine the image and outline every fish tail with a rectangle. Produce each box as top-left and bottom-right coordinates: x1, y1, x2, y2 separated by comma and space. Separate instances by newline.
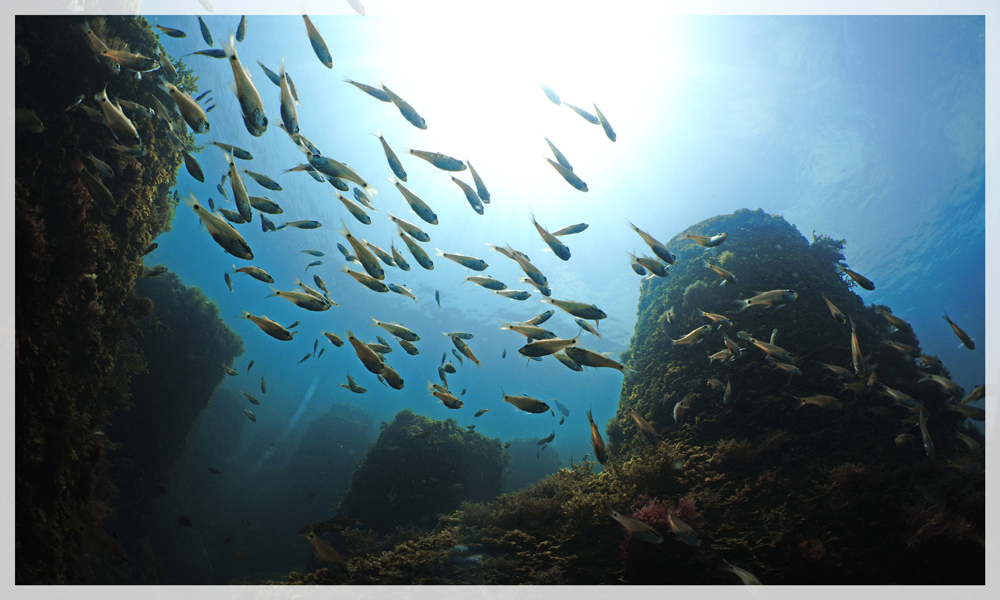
222, 32, 237, 60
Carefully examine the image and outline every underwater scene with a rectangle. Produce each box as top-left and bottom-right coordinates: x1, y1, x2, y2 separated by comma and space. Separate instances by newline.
13, 4, 988, 587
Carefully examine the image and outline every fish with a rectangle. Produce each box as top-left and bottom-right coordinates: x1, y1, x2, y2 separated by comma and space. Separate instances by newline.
278, 59, 298, 135
407, 148, 466, 172
627, 220, 676, 264
502, 349, 507, 359
386, 175, 439, 225
822, 293, 847, 325
540, 300, 608, 326
372, 318, 420, 342
158, 78, 209, 134
942, 311, 974, 349
353, 187, 375, 209
541, 84, 560, 105
767, 356, 801, 379
364, 241, 394, 266
177, 150, 205, 183
181, 192, 252, 259
386, 212, 430, 242
256, 60, 281, 86
794, 394, 842, 410
302, 13, 333, 68
381, 365, 405, 390
441, 362, 457, 374
553, 350, 583, 372
397, 340, 419, 355
399, 230, 434, 270
243, 169, 281, 191
962, 384, 986, 405
371, 128, 407, 181
222, 363, 238, 376
697, 309, 732, 329
552, 223, 589, 238
667, 511, 702, 546
287, 321, 301, 329
222, 34, 266, 134
309, 154, 377, 198
340, 372, 367, 394
670, 324, 713, 346
720, 559, 762, 586
955, 431, 982, 455
474, 409, 489, 418
917, 405, 935, 458
338, 219, 384, 280
197, 15, 213, 45
488, 243, 532, 264
594, 103, 616, 141
238, 311, 296, 341
502, 391, 550, 414
155, 21, 187, 38
450, 175, 484, 215
340, 265, 389, 293
530, 213, 571, 260
563, 102, 600, 124
267, 287, 332, 311
242, 391, 260, 406
304, 261, 323, 274
347, 330, 385, 375
682, 232, 728, 248
524, 310, 555, 326
451, 336, 481, 368
835, 263, 875, 290
895, 433, 914, 447
673, 394, 693, 423
299, 525, 348, 570
260, 214, 277, 232
537, 431, 556, 445
380, 80, 426, 129
602, 500, 663, 544
848, 316, 868, 377
218, 208, 246, 224
243, 410, 256, 422
544, 137, 574, 171
246, 196, 281, 215
587, 410, 608, 464
94, 85, 141, 146
388, 283, 417, 302
324, 332, 345, 347
494, 289, 530, 301
138, 265, 168, 279
544, 157, 588, 191
102, 48, 159, 72
188, 49, 227, 59
465, 276, 507, 291
563, 347, 634, 379
916, 372, 964, 397
949, 404, 986, 421
745, 336, 795, 364
735, 289, 798, 311
632, 253, 668, 278
629, 407, 660, 444
224, 272, 233, 291
723, 378, 734, 403
499, 321, 556, 341
435, 250, 488, 271
709, 349, 734, 366
704, 260, 737, 285
344, 77, 391, 102
875, 307, 913, 334
451, 349, 464, 366
878, 337, 917, 356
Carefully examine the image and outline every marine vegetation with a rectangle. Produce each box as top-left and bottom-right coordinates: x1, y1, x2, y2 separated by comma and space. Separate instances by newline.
266, 209, 983, 585
15, 15, 200, 583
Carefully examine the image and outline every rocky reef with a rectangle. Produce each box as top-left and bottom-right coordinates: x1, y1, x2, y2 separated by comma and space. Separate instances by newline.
15, 15, 201, 583
268, 209, 983, 585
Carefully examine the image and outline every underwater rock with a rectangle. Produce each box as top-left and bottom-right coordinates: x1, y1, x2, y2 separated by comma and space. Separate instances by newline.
337, 410, 508, 536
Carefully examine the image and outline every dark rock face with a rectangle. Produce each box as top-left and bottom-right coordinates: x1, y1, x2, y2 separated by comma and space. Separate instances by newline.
337, 410, 508, 536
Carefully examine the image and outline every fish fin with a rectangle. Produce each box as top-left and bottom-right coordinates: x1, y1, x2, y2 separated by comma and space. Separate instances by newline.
222, 33, 237, 60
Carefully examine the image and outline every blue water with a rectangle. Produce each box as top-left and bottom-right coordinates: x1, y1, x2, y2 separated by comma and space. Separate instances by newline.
139, 12, 984, 580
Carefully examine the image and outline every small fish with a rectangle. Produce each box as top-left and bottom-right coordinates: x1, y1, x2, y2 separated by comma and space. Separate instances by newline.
344, 77, 391, 102
222, 34, 266, 135
261, 375, 267, 393
222, 363, 238, 376
247, 360, 254, 373
302, 13, 333, 68
704, 260, 737, 285
531, 213, 571, 260
187, 48, 227, 59
407, 148, 466, 172
181, 192, 252, 259
84, 153, 113, 178
537, 431, 555, 445
305, 260, 323, 273
553, 351, 582, 371
875, 307, 913, 334
398, 340, 419, 355
835, 263, 875, 291
541, 84, 560, 105
632, 253, 668, 278
474, 409, 489, 417
278, 58, 298, 135
242, 169, 281, 191
287, 321, 301, 329
380, 80, 426, 129
372, 128, 407, 180
197, 15, 213, 46
158, 78, 209, 134
563, 102, 600, 124
916, 371, 964, 397
223, 272, 233, 291
720, 559, 761, 586
794, 394, 842, 410
593, 104, 616, 142
822, 293, 847, 325
341, 373, 367, 394
243, 410, 256, 422
450, 175, 484, 215
563, 347, 634, 379
243, 391, 260, 405
139, 266, 168, 278
552, 222, 588, 236
627, 220, 675, 264
735, 289, 798, 311
587, 409, 608, 464
544, 157, 588, 192
436, 250, 488, 271
502, 390, 550, 414
670, 325, 713, 346
466, 160, 490, 203
895, 433, 914, 447
260, 214, 276, 232
297, 353, 312, 364
451, 348, 464, 366
667, 511, 701, 546
502, 349, 507, 359
629, 407, 659, 444
155, 21, 187, 38
682, 232, 729, 248
281, 220, 323, 230
949, 404, 986, 421
236, 15, 247, 42
324, 332, 345, 347
962, 384, 986, 405
240, 311, 295, 341
942, 311, 974, 349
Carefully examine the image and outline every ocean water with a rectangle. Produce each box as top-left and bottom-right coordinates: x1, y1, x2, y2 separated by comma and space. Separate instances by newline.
32, 8, 986, 583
